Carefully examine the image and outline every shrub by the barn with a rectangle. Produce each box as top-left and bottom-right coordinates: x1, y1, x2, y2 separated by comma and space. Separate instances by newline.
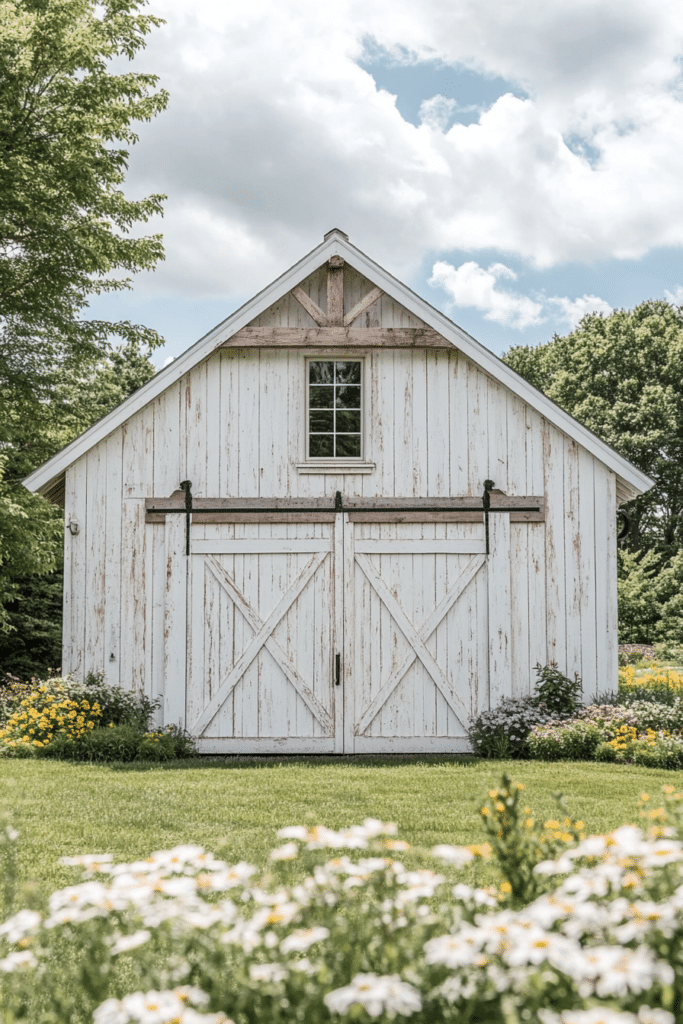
0, 675, 196, 762
467, 664, 581, 758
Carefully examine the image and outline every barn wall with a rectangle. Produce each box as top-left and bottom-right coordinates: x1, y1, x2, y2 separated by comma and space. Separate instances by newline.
62, 339, 618, 708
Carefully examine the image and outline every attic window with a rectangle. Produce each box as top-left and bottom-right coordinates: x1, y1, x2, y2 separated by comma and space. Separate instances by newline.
308, 360, 362, 458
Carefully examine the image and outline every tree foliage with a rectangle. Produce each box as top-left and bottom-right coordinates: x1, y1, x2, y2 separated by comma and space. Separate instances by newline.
0, 0, 168, 390
503, 301, 683, 645
0, 0, 167, 639
503, 300, 683, 555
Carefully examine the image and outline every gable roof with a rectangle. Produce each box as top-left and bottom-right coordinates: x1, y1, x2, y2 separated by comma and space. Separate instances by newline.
24, 228, 654, 503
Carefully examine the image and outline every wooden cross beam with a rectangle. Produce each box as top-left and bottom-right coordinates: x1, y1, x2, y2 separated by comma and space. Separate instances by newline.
291, 258, 384, 327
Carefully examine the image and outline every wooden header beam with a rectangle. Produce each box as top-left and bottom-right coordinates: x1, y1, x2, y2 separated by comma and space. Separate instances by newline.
221, 327, 451, 348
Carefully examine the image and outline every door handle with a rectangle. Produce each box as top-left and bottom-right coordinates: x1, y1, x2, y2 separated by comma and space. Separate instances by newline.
335, 653, 341, 686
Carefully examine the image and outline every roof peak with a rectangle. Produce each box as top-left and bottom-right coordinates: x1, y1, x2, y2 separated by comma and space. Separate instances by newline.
323, 227, 349, 241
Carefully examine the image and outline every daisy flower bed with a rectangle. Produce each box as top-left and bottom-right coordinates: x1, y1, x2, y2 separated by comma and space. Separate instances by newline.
1, 775, 682, 1024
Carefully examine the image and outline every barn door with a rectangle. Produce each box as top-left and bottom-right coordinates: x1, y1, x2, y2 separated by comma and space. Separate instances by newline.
181, 521, 341, 754
343, 519, 491, 754
161, 509, 510, 754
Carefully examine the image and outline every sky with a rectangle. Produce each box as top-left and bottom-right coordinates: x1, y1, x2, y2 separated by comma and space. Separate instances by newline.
88, 0, 683, 368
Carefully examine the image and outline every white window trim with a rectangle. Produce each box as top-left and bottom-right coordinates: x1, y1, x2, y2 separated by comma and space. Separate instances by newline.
297, 354, 374, 474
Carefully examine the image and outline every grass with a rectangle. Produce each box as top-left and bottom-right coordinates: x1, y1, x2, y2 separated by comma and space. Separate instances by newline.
0, 754, 676, 903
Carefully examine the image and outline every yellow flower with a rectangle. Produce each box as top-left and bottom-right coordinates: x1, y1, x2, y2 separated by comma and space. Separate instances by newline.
488, 790, 498, 799
495, 801, 506, 813
525, 818, 534, 829
480, 806, 490, 816
575, 820, 584, 830
544, 820, 560, 830
500, 881, 512, 894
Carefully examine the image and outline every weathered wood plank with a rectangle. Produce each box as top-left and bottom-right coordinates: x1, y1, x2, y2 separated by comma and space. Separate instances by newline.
343, 512, 357, 751
426, 350, 450, 496
68, 457, 88, 679
326, 260, 344, 325
488, 512, 512, 704
120, 500, 147, 696
355, 539, 486, 554
185, 361, 207, 497
487, 380, 508, 492
349, 511, 484, 523
146, 494, 544, 524
450, 351, 468, 495
506, 393, 528, 494
344, 287, 383, 327
564, 438, 582, 679
164, 514, 187, 729
238, 351, 260, 497
122, 408, 153, 499
192, 539, 332, 554
333, 514, 344, 752
467, 360, 487, 493
543, 420, 566, 670
605, 470, 619, 693
292, 287, 327, 326
578, 447, 597, 698
103, 431, 123, 688
221, 327, 451, 347
509, 523, 530, 696
84, 446, 105, 676
153, 382, 181, 498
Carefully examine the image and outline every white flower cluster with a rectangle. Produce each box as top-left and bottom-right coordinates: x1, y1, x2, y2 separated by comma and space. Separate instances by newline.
94, 986, 230, 1024
1, 806, 683, 1023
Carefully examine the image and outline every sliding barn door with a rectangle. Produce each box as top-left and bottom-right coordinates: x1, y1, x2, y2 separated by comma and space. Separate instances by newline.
163, 513, 503, 754
343, 521, 489, 753
185, 522, 341, 754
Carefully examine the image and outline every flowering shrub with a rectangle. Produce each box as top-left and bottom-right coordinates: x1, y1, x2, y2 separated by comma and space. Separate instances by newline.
477, 774, 586, 905
0, 677, 196, 762
528, 698, 683, 768
468, 664, 581, 758
618, 665, 683, 705
527, 719, 605, 761
468, 695, 559, 757
0, 684, 102, 752
534, 663, 583, 716
595, 728, 683, 769
2, 779, 683, 1024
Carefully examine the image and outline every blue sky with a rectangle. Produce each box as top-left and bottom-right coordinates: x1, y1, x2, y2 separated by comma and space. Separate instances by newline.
89, 0, 683, 366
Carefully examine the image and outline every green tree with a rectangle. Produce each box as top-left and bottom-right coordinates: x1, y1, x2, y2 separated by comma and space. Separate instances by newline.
503, 301, 683, 555
0, 0, 167, 632
0, 341, 156, 674
0, 0, 168, 386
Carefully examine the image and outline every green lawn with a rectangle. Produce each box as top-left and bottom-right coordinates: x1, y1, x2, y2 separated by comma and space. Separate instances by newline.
0, 755, 677, 903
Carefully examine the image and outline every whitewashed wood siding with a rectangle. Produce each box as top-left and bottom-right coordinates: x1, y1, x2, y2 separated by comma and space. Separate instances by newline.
62, 282, 619, 739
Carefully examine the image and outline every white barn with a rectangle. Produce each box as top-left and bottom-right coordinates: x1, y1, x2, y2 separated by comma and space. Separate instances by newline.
24, 229, 653, 754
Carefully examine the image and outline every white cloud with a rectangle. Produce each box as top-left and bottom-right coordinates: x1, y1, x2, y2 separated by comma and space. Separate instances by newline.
549, 294, 613, 329
664, 285, 683, 304
430, 260, 613, 331
118, 0, 683, 298
419, 95, 458, 131
163, 355, 175, 366
429, 260, 544, 329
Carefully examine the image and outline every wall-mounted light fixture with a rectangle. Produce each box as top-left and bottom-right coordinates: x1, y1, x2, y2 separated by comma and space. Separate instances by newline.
67, 517, 79, 536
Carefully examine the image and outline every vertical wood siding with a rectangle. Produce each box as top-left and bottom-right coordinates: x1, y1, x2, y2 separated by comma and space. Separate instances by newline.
63, 303, 619, 718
